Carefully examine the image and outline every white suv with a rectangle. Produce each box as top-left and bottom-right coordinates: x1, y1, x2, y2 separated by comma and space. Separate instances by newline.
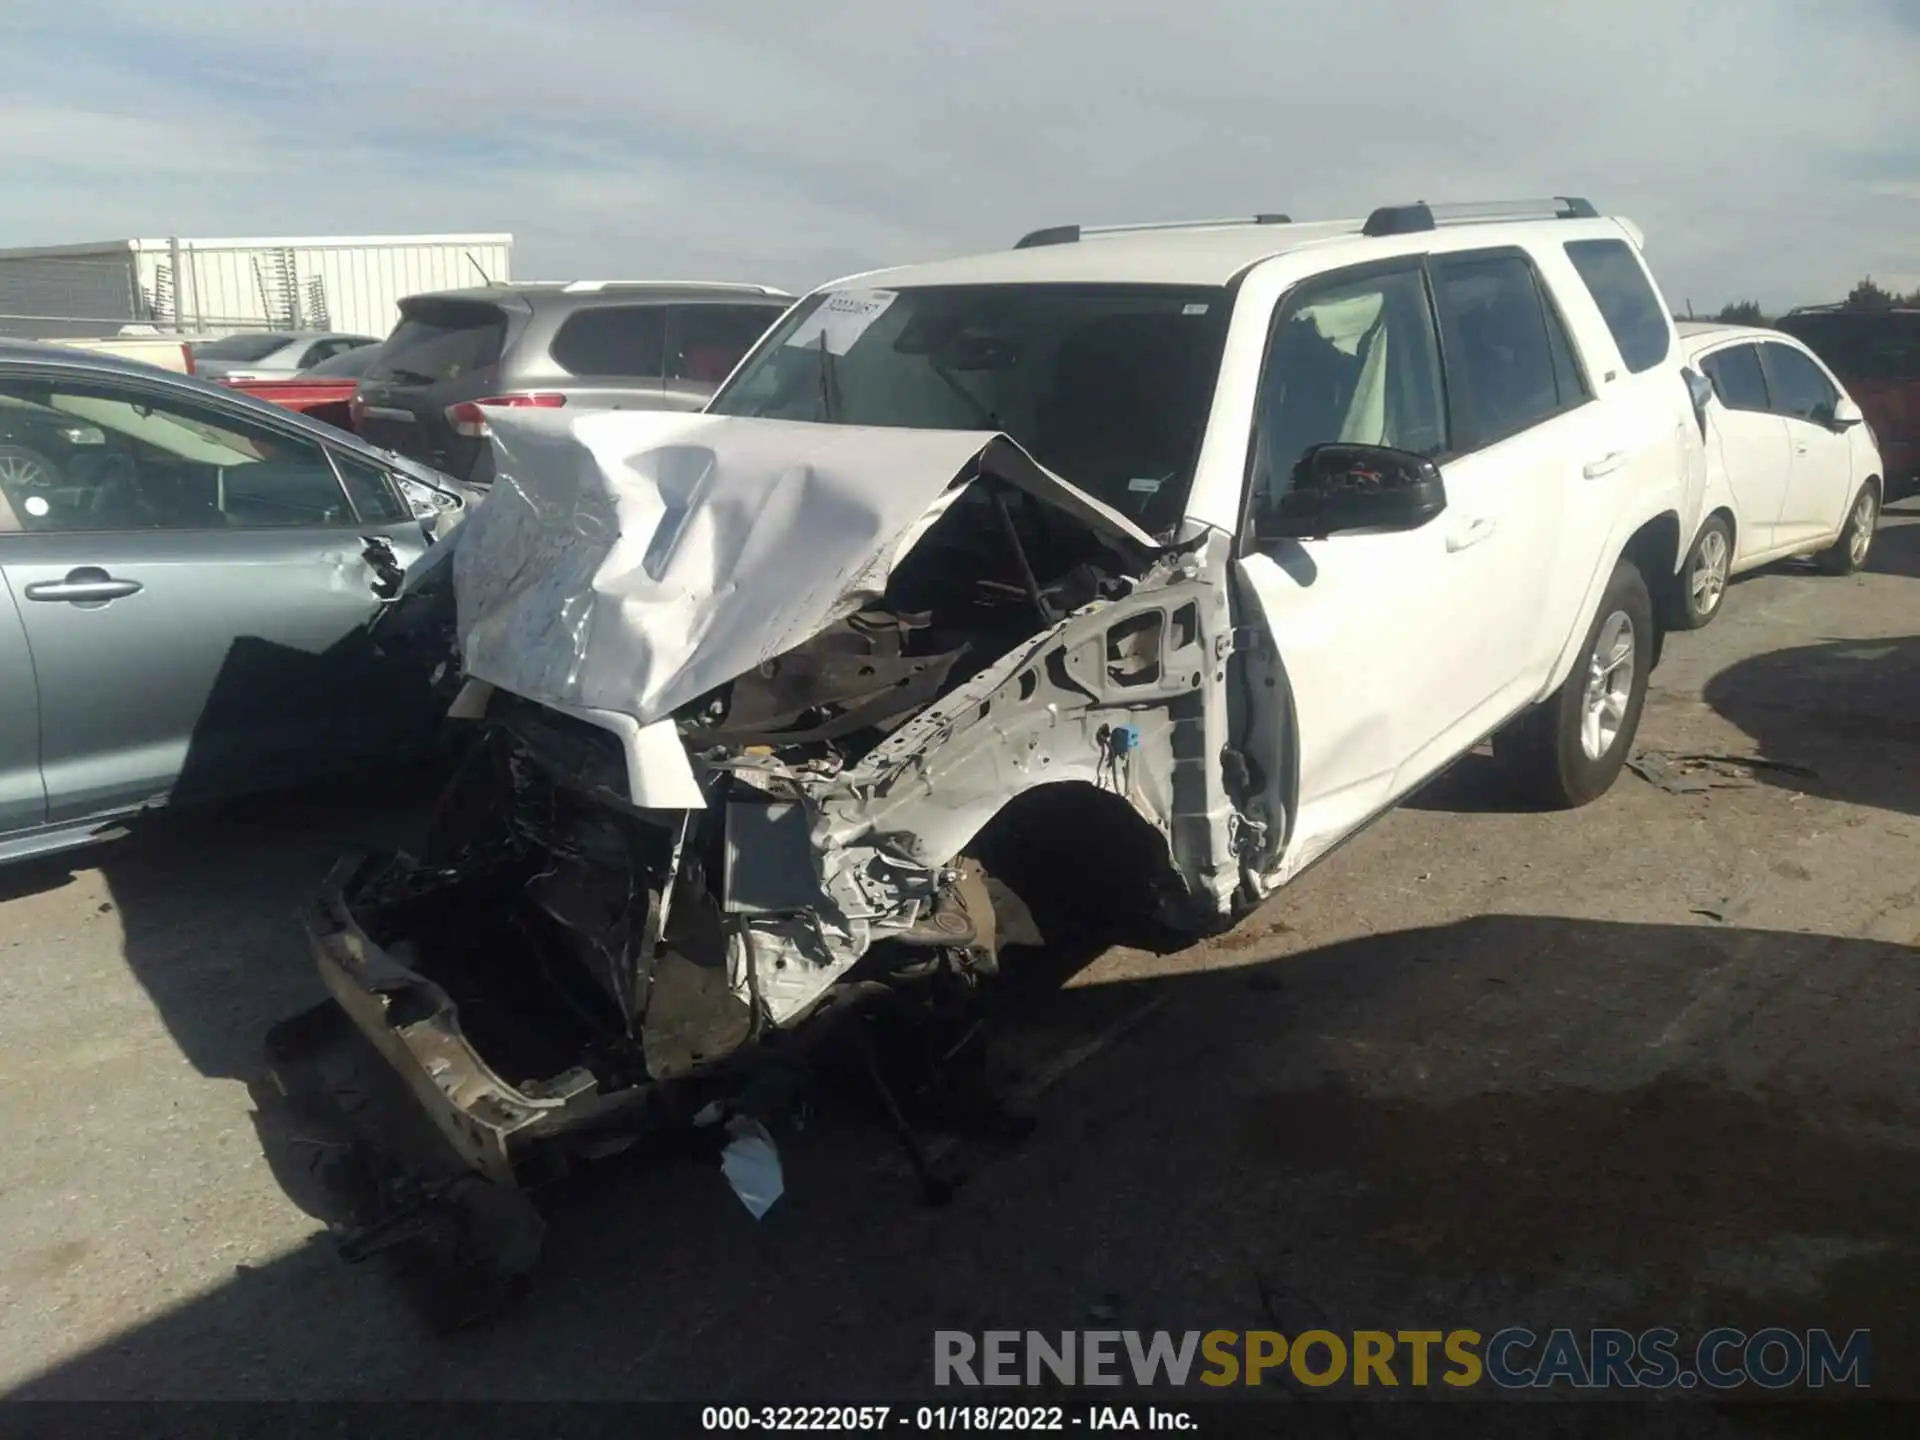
296, 198, 1708, 1260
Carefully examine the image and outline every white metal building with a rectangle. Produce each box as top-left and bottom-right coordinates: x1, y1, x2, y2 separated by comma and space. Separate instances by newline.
0, 233, 513, 340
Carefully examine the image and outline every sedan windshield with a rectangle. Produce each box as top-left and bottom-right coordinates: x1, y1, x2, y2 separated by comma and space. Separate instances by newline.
707, 283, 1231, 533
194, 333, 295, 362
301, 345, 379, 379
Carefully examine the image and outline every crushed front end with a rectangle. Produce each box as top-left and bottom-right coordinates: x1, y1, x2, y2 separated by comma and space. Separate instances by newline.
283, 410, 1255, 1304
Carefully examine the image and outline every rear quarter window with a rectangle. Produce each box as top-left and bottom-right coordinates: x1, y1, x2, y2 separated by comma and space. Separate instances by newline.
550, 305, 669, 379
366, 302, 507, 385
1564, 238, 1673, 374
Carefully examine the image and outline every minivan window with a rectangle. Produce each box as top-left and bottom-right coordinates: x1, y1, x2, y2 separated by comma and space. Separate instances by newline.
1759, 342, 1840, 424
550, 305, 668, 379
1699, 344, 1770, 412
366, 302, 506, 385
1431, 252, 1580, 447
1564, 239, 1672, 374
708, 283, 1231, 534
667, 304, 784, 383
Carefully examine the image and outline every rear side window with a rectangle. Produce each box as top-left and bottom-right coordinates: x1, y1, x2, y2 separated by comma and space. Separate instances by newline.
367, 302, 506, 385
666, 304, 783, 383
550, 305, 668, 379
1564, 239, 1672, 374
332, 454, 410, 523
1430, 251, 1585, 448
1699, 344, 1770, 412
1759, 342, 1840, 424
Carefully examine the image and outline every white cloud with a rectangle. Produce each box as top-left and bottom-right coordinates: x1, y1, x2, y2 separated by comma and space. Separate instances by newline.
2, 0, 1917, 311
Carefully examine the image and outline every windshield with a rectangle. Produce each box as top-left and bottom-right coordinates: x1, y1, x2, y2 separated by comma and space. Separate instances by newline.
301, 345, 379, 379
707, 283, 1231, 532
193, 333, 293, 362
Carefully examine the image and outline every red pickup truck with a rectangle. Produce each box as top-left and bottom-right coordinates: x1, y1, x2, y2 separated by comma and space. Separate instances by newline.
218, 344, 377, 434
1776, 307, 1920, 496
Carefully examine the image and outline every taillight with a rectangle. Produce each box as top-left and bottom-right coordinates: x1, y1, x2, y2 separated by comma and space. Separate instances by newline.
445, 392, 566, 438
180, 344, 195, 375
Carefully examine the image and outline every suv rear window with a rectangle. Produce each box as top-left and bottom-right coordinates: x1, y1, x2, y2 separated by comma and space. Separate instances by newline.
550, 305, 668, 379
366, 301, 506, 385
1564, 239, 1671, 374
1775, 313, 1920, 382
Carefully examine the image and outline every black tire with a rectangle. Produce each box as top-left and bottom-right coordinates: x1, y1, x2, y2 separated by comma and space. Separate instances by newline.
1493, 558, 1655, 809
1815, 480, 1879, 575
1665, 513, 1732, 632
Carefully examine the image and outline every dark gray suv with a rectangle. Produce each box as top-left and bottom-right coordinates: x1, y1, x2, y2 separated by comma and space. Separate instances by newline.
351, 281, 793, 483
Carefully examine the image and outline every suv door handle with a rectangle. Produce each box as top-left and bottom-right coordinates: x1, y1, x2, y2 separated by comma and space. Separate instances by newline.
1583, 452, 1628, 479
1447, 517, 1498, 553
24, 567, 143, 604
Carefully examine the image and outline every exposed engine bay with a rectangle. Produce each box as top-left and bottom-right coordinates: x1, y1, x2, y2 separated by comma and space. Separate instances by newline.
289, 411, 1268, 1309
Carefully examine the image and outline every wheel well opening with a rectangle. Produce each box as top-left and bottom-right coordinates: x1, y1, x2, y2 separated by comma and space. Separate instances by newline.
1707, 505, 1737, 552
965, 781, 1181, 956
1624, 510, 1681, 585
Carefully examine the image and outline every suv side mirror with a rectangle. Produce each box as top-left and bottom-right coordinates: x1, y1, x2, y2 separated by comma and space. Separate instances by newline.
1831, 395, 1865, 429
1258, 443, 1447, 541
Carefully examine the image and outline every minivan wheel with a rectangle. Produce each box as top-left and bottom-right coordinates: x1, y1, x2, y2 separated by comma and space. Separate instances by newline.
1667, 514, 1732, 631
1494, 558, 1654, 809
1815, 482, 1878, 575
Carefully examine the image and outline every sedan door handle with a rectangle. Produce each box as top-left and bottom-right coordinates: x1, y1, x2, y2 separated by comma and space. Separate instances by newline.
23, 567, 143, 604
1583, 452, 1628, 479
1447, 516, 1498, 553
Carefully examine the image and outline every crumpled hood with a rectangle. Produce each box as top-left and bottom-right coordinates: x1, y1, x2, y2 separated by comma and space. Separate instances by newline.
453, 409, 1154, 728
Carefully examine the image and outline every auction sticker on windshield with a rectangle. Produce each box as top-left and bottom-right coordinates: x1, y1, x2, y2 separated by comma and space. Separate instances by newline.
784, 289, 898, 355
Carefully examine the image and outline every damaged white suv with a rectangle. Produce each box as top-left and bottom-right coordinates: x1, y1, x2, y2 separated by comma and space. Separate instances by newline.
293, 199, 1704, 1285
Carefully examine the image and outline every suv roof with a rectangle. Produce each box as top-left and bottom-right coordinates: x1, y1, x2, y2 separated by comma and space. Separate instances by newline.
829, 198, 1642, 291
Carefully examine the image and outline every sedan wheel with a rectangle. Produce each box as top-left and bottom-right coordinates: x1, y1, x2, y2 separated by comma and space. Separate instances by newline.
1667, 514, 1733, 631
1816, 483, 1879, 576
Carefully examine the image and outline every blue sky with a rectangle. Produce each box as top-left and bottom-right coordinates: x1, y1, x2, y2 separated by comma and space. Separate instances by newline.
3, 0, 1917, 311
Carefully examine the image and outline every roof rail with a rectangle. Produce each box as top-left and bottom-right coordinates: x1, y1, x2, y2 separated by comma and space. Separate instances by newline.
1360, 196, 1598, 238
1014, 214, 1293, 249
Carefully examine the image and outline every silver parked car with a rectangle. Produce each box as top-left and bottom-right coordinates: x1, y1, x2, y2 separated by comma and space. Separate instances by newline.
0, 341, 474, 865
191, 331, 381, 381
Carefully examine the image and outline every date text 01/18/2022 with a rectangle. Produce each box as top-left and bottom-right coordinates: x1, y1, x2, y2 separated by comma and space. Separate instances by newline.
701, 1405, 1197, 1431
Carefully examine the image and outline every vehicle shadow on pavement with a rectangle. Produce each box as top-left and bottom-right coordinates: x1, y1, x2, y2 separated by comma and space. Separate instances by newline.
0, 772, 441, 1080
1866, 512, 1920, 581
1704, 634, 1920, 816
8, 912, 1916, 1413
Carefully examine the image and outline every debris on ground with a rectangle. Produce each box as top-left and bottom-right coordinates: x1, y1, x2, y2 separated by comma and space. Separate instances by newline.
719, 1117, 784, 1220
1628, 748, 1819, 794
1691, 883, 1759, 924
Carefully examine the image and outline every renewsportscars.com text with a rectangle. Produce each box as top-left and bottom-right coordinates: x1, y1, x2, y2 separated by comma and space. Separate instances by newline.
933, 1327, 1871, 1391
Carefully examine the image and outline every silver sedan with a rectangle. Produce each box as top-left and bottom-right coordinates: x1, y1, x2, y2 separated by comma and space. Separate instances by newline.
190, 331, 381, 381
0, 341, 475, 865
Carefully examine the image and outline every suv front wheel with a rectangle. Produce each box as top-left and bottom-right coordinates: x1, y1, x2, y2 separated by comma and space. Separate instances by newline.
1494, 558, 1654, 809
